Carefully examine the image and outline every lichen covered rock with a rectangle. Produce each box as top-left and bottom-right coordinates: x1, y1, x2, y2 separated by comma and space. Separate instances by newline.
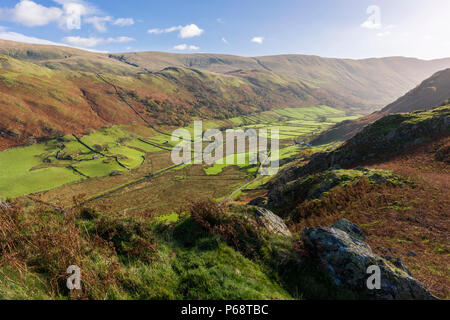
255, 207, 292, 237
302, 224, 437, 300
331, 218, 366, 241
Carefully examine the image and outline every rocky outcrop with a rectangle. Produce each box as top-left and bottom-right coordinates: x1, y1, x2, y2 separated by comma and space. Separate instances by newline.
302, 222, 437, 300
268, 168, 410, 212
268, 106, 450, 210
254, 207, 292, 237
330, 219, 366, 241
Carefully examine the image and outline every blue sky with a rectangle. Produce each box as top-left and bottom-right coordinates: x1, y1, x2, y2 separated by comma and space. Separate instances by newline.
0, 0, 449, 59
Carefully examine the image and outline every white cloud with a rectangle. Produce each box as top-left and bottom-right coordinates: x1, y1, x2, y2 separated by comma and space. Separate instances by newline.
0, 0, 63, 27
62, 36, 103, 47
0, 29, 63, 45
179, 24, 203, 38
107, 36, 135, 43
148, 24, 204, 38
0, 0, 103, 31
251, 36, 264, 44
217, 18, 224, 24
222, 37, 228, 44
361, 20, 382, 30
58, 1, 92, 30
0, 28, 105, 51
148, 27, 175, 34
85, 15, 112, 32
173, 44, 199, 51
113, 18, 134, 27
63, 35, 134, 47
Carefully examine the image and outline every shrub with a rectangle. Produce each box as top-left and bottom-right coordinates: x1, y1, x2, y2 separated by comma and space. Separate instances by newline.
93, 215, 158, 263
188, 200, 265, 258
0, 203, 120, 299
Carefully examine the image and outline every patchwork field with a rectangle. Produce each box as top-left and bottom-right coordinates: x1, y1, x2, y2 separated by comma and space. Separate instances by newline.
1, 105, 358, 213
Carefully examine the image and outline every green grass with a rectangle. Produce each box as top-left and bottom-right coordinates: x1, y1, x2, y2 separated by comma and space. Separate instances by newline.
157, 213, 180, 223
203, 152, 259, 176
73, 158, 128, 178
120, 234, 291, 300
81, 126, 132, 149
0, 267, 54, 300
107, 146, 145, 169
0, 105, 360, 199
0, 143, 83, 199
125, 138, 163, 153
0, 127, 154, 198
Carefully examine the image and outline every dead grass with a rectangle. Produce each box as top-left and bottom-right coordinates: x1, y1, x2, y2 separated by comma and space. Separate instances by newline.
289, 136, 450, 298
0, 203, 124, 299
189, 200, 263, 257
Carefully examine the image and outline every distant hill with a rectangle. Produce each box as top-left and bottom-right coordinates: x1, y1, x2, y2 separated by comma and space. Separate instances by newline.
113, 52, 450, 113
1, 39, 450, 150
312, 68, 450, 145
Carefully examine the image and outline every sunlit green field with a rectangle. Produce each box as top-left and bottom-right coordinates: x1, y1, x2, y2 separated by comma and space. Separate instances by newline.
0, 105, 359, 200
203, 105, 358, 177
0, 143, 83, 198
0, 126, 160, 199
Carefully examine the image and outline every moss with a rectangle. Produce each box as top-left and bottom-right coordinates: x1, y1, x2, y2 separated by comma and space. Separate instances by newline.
286, 168, 411, 204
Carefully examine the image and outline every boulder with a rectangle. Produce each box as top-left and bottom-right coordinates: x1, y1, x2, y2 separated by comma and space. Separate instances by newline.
331, 218, 366, 241
255, 207, 292, 237
407, 251, 417, 257
302, 224, 437, 300
248, 197, 268, 207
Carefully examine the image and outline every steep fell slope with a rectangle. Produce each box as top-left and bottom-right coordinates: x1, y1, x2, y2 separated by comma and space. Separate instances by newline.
265, 106, 450, 298
313, 68, 450, 144
116, 52, 450, 112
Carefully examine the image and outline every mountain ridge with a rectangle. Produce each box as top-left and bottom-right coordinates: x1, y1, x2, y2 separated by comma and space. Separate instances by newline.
2, 39, 450, 150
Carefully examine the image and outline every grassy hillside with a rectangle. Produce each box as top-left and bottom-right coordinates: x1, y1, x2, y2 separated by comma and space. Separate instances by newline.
2, 39, 450, 150
265, 106, 449, 298
116, 52, 450, 111
0, 53, 318, 150
271, 106, 450, 196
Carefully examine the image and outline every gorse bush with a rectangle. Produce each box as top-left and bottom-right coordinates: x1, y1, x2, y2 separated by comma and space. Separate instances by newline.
189, 200, 266, 258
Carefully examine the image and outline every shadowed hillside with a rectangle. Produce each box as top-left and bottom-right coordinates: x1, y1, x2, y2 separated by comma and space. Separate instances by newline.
312, 68, 450, 145
115, 52, 450, 111
264, 106, 449, 298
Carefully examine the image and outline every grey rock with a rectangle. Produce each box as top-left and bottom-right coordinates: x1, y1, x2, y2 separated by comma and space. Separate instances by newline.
255, 207, 292, 237
382, 256, 413, 277
331, 218, 366, 241
248, 197, 267, 207
302, 225, 437, 300
407, 251, 417, 257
